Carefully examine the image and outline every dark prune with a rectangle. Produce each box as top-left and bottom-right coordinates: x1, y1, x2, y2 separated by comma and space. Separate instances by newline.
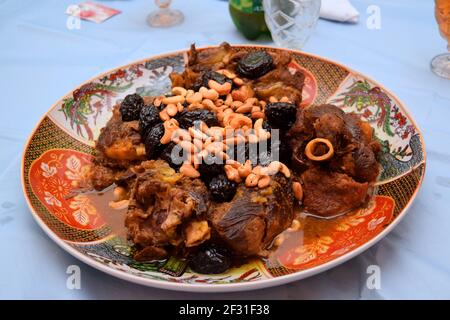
237, 50, 274, 79
264, 102, 297, 130
144, 123, 165, 159
261, 139, 292, 165
189, 244, 231, 274
262, 121, 272, 131
139, 104, 161, 136
120, 93, 144, 121
197, 154, 225, 183
230, 141, 246, 163
279, 140, 293, 164
208, 174, 237, 202
160, 142, 185, 169
176, 109, 219, 129
193, 71, 233, 91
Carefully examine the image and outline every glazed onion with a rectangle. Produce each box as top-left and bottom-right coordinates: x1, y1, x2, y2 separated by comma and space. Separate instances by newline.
305, 138, 334, 161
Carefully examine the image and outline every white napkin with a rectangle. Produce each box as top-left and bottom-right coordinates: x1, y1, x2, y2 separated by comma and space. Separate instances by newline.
320, 0, 360, 23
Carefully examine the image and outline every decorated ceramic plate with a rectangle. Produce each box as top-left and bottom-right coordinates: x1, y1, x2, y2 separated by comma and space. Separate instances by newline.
21, 45, 425, 292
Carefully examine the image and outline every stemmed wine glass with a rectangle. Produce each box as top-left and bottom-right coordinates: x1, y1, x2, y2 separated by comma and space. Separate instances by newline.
431, 0, 450, 79
147, 0, 184, 28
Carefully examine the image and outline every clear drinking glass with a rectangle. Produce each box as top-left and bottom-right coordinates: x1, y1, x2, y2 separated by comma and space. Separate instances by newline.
147, 0, 184, 28
431, 0, 450, 79
263, 0, 321, 49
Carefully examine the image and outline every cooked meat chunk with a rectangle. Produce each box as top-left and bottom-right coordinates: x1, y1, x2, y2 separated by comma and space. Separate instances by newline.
170, 42, 233, 89
89, 164, 116, 191
313, 113, 346, 147
125, 160, 210, 260
301, 167, 369, 217
170, 43, 305, 105
133, 246, 168, 261
291, 104, 345, 136
95, 105, 145, 168
185, 220, 211, 247
288, 104, 380, 217
208, 174, 294, 256
251, 51, 305, 105
354, 145, 379, 182
290, 104, 381, 183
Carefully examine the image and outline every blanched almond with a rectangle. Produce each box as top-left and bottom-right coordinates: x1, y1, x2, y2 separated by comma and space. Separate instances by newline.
208, 80, 232, 95
180, 162, 200, 178
258, 175, 271, 188
235, 104, 253, 114
162, 95, 185, 105
166, 103, 178, 117
172, 87, 187, 97
233, 77, 244, 86
186, 92, 203, 104
245, 173, 260, 187
225, 165, 241, 183
251, 111, 265, 119
292, 182, 303, 201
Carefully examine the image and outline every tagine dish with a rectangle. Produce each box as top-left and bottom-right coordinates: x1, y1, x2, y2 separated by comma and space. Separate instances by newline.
22, 44, 425, 292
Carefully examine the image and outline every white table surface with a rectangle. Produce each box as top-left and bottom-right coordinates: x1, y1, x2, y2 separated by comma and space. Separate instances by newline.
0, 0, 449, 299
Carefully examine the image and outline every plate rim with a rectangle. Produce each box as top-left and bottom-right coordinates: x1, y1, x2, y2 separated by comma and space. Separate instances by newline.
21, 44, 427, 292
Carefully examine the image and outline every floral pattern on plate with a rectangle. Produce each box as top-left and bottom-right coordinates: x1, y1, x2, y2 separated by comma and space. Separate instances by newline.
274, 196, 394, 271
28, 149, 104, 230
328, 75, 424, 181
48, 55, 184, 145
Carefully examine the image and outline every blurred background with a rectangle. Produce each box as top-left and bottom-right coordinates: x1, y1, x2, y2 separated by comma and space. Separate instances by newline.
0, 0, 449, 299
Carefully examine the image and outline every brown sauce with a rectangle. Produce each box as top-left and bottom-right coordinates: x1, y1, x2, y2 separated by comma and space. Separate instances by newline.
266, 205, 363, 266
83, 187, 363, 266
84, 186, 128, 239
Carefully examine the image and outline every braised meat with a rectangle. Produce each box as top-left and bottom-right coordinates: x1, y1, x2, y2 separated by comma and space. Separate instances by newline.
95, 106, 145, 169
208, 174, 294, 256
301, 167, 369, 217
88, 44, 382, 272
88, 105, 145, 191
250, 51, 304, 105
289, 104, 380, 216
170, 42, 234, 89
170, 43, 305, 105
125, 160, 210, 260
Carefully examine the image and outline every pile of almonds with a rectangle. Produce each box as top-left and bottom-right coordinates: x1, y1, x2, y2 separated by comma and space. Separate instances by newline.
144, 69, 297, 190
154, 69, 266, 127
225, 159, 290, 188
155, 116, 276, 184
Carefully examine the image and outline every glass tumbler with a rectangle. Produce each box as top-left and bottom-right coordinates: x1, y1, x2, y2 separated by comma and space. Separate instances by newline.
263, 0, 321, 49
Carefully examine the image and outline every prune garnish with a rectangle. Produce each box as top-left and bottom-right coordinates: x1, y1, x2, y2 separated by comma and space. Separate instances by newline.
120, 93, 144, 122
160, 142, 184, 169
189, 243, 231, 274
197, 154, 225, 183
139, 104, 161, 136
193, 71, 233, 91
232, 142, 247, 163
208, 174, 237, 202
279, 140, 293, 164
266, 138, 292, 165
237, 50, 274, 79
176, 109, 219, 129
144, 123, 165, 159
264, 102, 297, 130
262, 121, 272, 131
